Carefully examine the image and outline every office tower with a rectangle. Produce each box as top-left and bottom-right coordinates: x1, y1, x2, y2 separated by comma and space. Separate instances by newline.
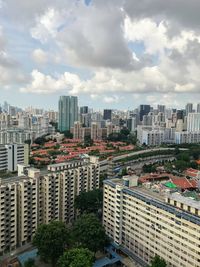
185, 103, 193, 116
176, 110, 184, 120
157, 105, 165, 113
139, 105, 150, 122
103, 178, 200, 267
197, 103, 200, 113
127, 117, 137, 132
103, 109, 112, 121
143, 113, 153, 126
80, 106, 88, 114
58, 96, 78, 132
187, 113, 200, 132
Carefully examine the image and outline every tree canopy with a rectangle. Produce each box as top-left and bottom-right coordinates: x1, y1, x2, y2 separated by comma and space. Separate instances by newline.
75, 189, 103, 216
72, 213, 108, 253
33, 221, 69, 266
57, 248, 94, 267
149, 255, 167, 267
24, 258, 36, 267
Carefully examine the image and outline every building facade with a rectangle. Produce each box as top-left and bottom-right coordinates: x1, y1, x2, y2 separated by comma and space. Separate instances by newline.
103, 179, 200, 267
58, 96, 78, 132
0, 156, 99, 254
0, 144, 29, 172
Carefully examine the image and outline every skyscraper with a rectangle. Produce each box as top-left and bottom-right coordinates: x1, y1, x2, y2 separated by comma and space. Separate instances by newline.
103, 109, 112, 120
197, 103, 200, 113
185, 103, 193, 116
58, 96, 78, 132
139, 105, 150, 122
80, 106, 88, 114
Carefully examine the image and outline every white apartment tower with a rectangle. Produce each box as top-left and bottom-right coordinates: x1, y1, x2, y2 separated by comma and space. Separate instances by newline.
187, 113, 200, 132
103, 179, 200, 267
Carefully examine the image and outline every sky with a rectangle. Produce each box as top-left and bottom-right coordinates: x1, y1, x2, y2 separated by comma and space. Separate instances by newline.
1, 0, 200, 110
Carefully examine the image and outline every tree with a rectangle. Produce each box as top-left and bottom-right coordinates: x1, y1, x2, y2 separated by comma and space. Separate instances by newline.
34, 136, 46, 146
174, 160, 189, 172
24, 139, 32, 146
63, 131, 73, 139
149, 255, 167, 267
72, 213, 108, 253
24, 258, 36, 267
57, 248, 94, 267
84, 135, 93, 147
75, 189, 103, 215
121, 168, 128, 176
33, 221, 69, 266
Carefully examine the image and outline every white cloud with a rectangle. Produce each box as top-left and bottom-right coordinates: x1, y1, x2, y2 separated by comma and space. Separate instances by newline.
32, 49, 48, 64
30, 8, 66, 43
19, 69, 83, 94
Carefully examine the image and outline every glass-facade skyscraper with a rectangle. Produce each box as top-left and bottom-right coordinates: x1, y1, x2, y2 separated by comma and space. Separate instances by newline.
58, 96, 78, 132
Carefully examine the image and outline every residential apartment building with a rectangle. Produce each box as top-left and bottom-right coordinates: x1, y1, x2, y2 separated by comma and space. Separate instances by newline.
0, 180, 17, 253
187, 113, 200, 132
103, 178, 200, 267
175, 131, 200, 144
0, 156, 99, 254
0, 144, 29, 172
137, 126, 165, 146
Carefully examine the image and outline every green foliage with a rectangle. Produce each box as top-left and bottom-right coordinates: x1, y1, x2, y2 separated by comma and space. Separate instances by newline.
57, 248, 94, 267
99, 173, 107, 188
84, 135, 94, 147
121, 168, 128, 176
24, 139, 32, 146
142, 164, 157, 173
63, 131, 73, 139
149, 255, 167, 267
24, 258, 36, 267
88, 149, 100, 156
34, 136, 46, 145
33, 221, 69, 266
72, 213, 108, 253
127, 133, 137, 145
176, 152, 190, 162
48, 150, 61, 156
75, 189, 103, 216
174, 160, 190, 172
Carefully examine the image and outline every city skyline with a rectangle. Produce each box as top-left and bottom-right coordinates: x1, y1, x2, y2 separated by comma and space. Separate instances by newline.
1, 1, 200, 109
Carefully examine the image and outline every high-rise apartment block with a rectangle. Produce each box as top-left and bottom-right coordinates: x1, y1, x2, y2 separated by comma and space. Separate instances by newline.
0, 144, 29, 172
0, 156, 99, 254
103, 178, 200, 267
58, 96, 78, 132
187, 113, 200, 132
